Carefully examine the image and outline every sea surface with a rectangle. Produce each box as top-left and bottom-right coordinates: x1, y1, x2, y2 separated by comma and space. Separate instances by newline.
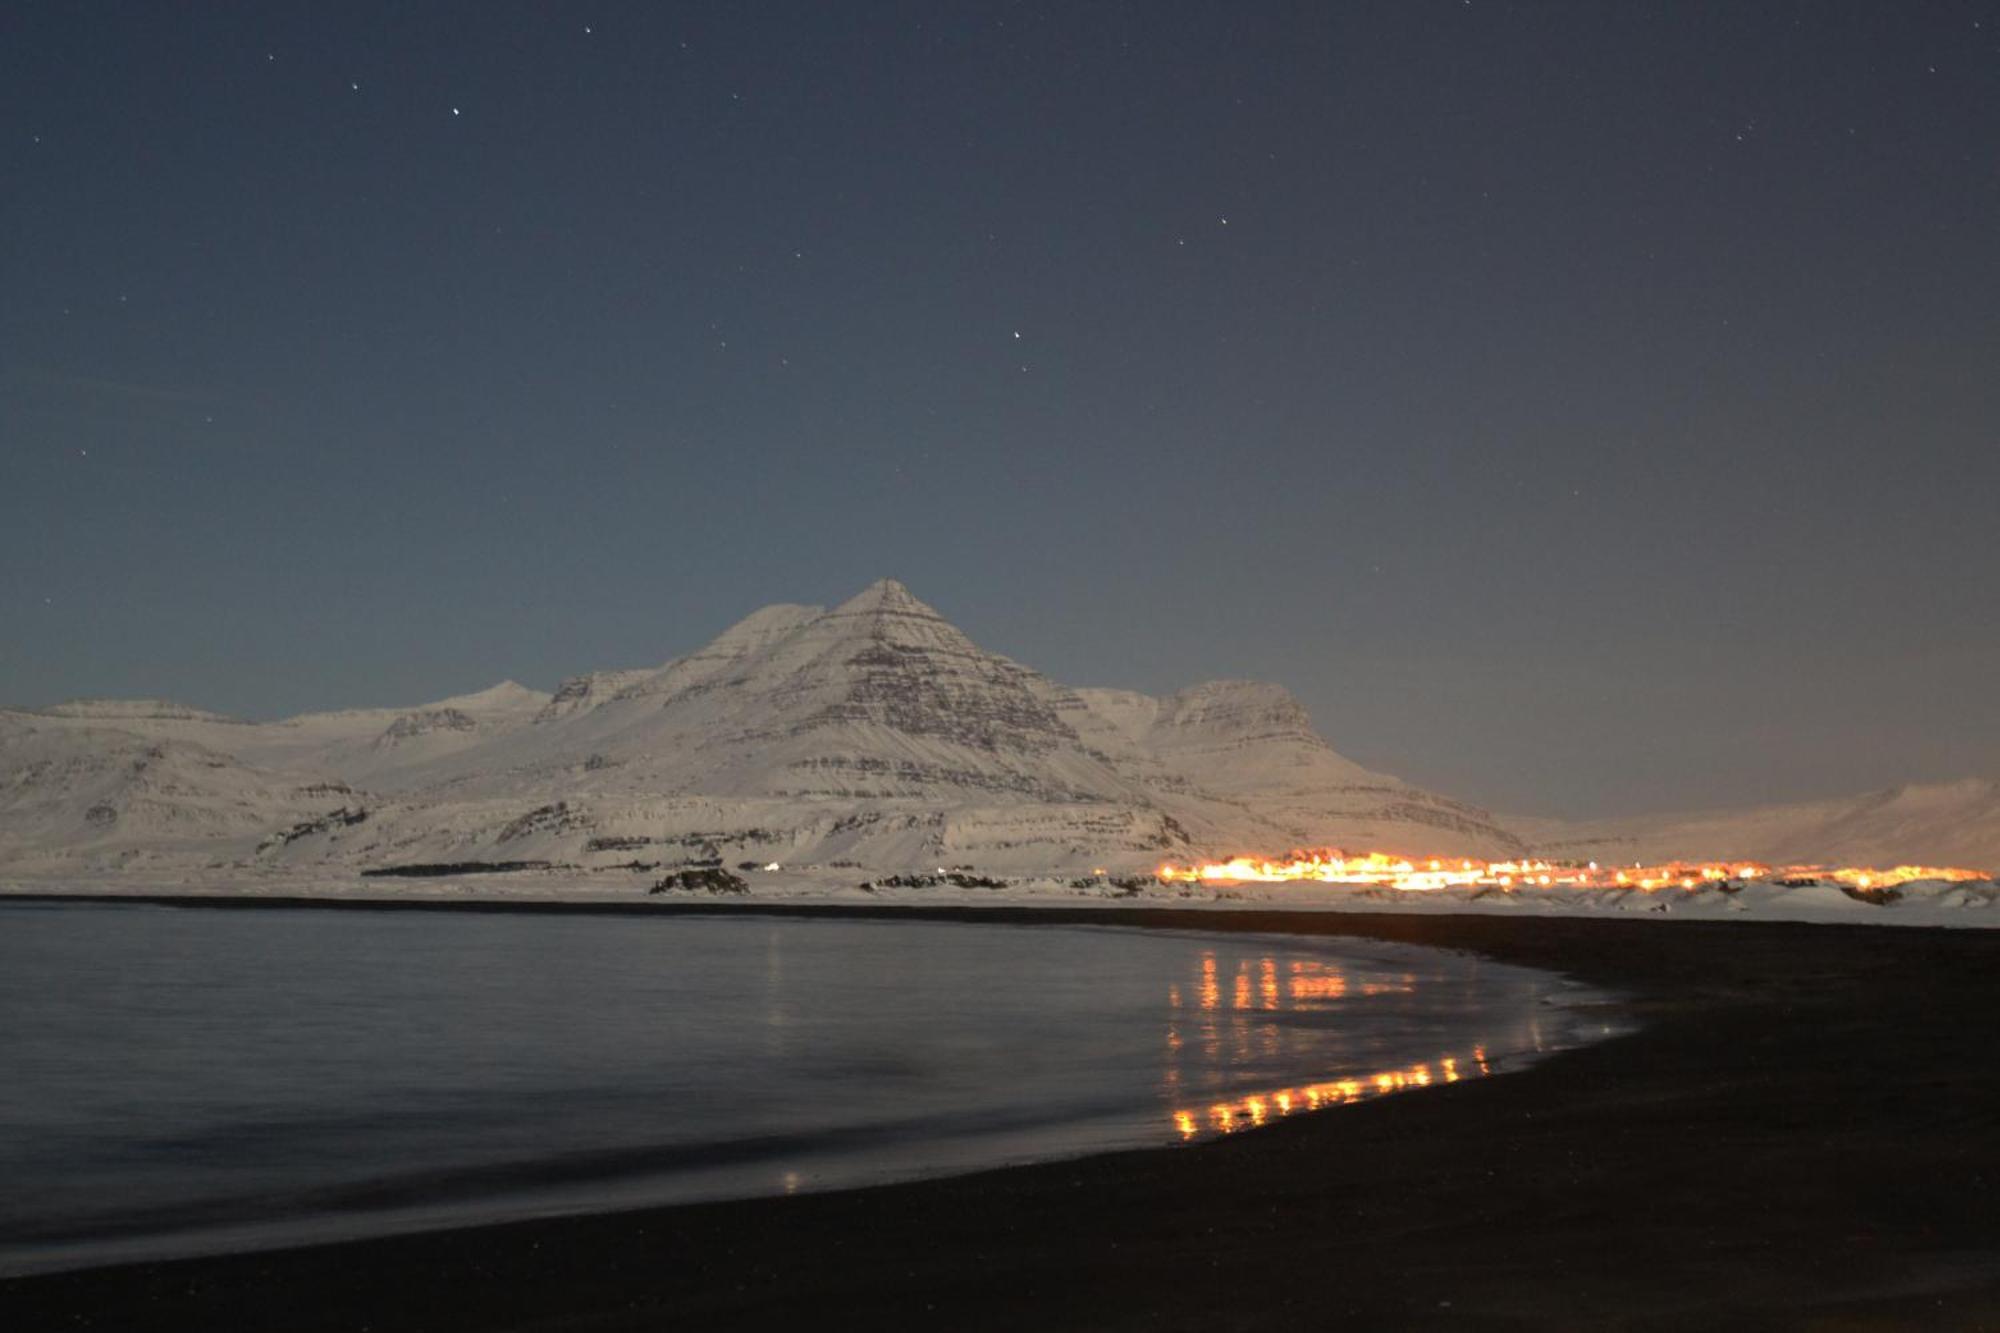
0, 902, 1621, 1275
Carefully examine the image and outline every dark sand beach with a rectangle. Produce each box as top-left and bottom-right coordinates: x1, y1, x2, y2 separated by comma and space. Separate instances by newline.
3, 901, 1998, 1330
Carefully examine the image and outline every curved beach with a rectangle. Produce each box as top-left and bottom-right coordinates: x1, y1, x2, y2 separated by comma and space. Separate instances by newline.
3, 903, 1998, 1329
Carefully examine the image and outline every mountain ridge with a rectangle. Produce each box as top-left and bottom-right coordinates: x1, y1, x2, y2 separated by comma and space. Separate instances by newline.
3, 580, 1993, 878
0, 580, 1520, 876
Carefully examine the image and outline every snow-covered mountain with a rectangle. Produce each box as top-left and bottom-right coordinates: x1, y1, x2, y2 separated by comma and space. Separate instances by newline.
4, 579, 1992, 883
0, 580, 1520, 879
0, 712, 345, 876
1522, 778, 2000, 870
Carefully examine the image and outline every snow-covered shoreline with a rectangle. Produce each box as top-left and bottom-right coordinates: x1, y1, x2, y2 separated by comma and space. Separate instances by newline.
5, 865, 1996, 928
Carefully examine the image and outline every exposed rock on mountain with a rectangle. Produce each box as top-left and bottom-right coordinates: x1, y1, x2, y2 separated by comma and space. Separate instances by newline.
379, 708, 479, 743
536, 671, 653, 723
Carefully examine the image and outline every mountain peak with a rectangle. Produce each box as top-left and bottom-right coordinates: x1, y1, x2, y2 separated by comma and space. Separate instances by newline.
429, 680, 549, 713
834, 578, 933, 618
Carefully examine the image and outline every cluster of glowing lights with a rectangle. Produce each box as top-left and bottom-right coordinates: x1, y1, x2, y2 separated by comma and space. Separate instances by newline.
1173, 1047, 1493, 1140
1157, 850, 1991, 893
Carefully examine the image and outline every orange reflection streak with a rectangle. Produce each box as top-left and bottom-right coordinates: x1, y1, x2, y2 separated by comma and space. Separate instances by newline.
1232, 970, 1252, 1011
1176, 1048, 1490, 1139
1259, 957, 1280, 1011
1198, 954, 1219, 1012
1159, 849, 1990, 892
1288, 974, 1348, 1001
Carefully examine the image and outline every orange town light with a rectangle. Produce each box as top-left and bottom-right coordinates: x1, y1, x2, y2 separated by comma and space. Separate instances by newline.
1152, 848, 1989, 893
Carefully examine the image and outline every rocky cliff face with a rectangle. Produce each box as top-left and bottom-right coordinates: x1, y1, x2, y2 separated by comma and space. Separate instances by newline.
781, 581, 1076, 755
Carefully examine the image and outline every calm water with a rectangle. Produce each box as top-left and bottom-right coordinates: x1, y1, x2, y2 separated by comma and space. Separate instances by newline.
0, 903, 1620, 1275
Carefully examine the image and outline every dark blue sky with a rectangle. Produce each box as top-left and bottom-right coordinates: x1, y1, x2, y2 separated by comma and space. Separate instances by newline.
4, 1, 1996, 817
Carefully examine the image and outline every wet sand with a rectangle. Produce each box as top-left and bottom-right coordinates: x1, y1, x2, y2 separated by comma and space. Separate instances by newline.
3, 901, 1998, 1330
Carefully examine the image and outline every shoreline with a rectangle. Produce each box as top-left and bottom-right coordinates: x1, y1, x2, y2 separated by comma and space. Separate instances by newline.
7, 870, 1997, 930
3, 904, 1998, 1328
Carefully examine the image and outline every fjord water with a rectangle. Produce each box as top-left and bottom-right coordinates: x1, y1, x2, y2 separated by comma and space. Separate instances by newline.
0, 903, 1617, 1275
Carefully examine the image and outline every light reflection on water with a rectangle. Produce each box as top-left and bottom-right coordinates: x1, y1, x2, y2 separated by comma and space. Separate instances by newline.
1162, 948, 1563, 1141
0, 905, 1619, 1276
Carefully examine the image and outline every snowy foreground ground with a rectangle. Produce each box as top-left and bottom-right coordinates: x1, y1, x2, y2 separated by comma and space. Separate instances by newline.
6, 867, 1998, 929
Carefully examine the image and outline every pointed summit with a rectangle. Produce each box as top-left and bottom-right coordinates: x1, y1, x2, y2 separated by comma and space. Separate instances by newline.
815, 579, 965, 655
832, 577, 934, 618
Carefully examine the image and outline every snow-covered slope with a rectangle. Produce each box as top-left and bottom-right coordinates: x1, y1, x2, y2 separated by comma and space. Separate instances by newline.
1132, 681, 1523, 856
0, 581, 1524, 878
1527, 779, 2000, 869
16, 682, 550, 782
5, 579, 1991, 883
0, 712, 350, 875
535, 671, 654, 722
274, 581, 1280, 871
269, 680, 550, 786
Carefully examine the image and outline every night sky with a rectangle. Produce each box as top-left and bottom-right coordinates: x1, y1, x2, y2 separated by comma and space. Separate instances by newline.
4, 1, 1996, 818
